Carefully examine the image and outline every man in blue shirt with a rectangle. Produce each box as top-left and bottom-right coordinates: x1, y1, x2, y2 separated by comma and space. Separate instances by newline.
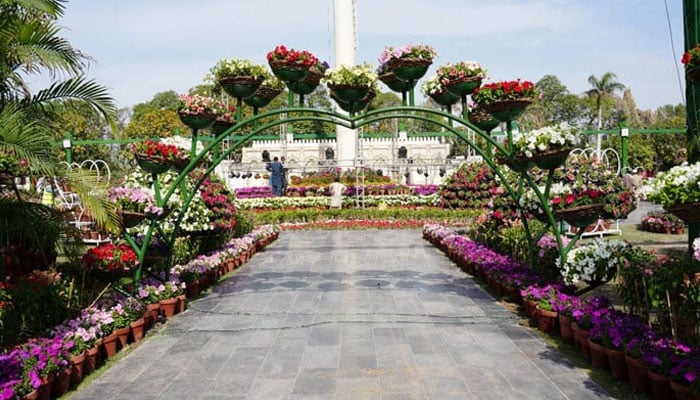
266, 157, 285, 196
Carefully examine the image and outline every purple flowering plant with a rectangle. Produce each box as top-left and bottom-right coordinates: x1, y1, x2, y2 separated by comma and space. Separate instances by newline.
571, 296, 611, 330
0, 350, 24, 399
642, 338, 693, 376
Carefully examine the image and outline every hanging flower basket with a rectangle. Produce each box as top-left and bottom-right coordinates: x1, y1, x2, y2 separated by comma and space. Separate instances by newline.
134, 153, 170, 174
219, 75, 264, 99
687, 66, 700, 85
480, 98, 533, 122
515, 148, 572, 170
243, 86, 283, 108
443, 76, 482, 97
378, 72, 414, 93
497, 154, 533, 173
555, 203, 605, 228
178, 111, 217, 130
427, 88, 460, 106
468, 107, 500, 132
269, 60, 310, 83
664, 202, 700, 224
330, 88, 375, 113
118, 209, 148, 228
386, 57, 432, 81
211, 119, 235, 136
290, 66, 324, 95
328, 83, 371, 104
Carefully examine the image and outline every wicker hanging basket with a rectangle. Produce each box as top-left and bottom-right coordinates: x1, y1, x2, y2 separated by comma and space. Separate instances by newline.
555, 203, 605, 228
665, 202, 700, 224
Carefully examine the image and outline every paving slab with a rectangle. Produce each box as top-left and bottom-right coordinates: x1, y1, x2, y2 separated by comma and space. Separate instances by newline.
68, 229, 613, 400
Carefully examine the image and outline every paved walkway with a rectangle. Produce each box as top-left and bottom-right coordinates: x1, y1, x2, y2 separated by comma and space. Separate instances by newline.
70, 230, 612, 400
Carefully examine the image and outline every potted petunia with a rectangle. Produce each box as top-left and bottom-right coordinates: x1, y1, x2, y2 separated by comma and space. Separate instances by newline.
82, 242, 139, 280
472, 79, 537, 122
209, 97, 237, 136
176, 94, 218, 130
323, 63, 378, 113
421, 74, 459, 106
682, 43, 700, 84
436, 61, 486, 97
266, 45, 318, 82
647, 161, 700, 225
557, 238, 628, 285
507, 122, 581, 170
377, 44, 437, 82
131, 140, 185, 174
244, 71, 285, 109
107, 186, 169, 227
208, 58, 268, 98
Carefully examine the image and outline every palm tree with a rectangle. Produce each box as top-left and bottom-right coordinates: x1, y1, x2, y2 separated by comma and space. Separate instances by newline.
0, 0, 117, 275
585, 72, 625, 157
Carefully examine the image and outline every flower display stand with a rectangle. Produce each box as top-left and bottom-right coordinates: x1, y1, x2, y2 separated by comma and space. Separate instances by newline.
665, 201, 700, 224
555, 203, 605, 228
480, 98, 533, 122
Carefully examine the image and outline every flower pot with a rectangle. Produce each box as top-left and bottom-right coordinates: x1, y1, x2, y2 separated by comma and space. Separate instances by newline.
443, 76, 482, 97
129, 318, 145, 342
537, 309, 558, 334
554, 203, 605, 228
605, 347, 627, 380
479, 98, 532, 122
587, 339, 609, 370
115, 326, 130, 349
290, 67, 323, 95
145, 303, 161, 329
21, 389, 38, 400
558, 315, 574, 345
665, 201, 700, 224
177, 293, 187, 313
101, 332, 118, 359
159, 297, 178, 319
178, 111, 216, 130
378, 72, 414, 93
219, 75, 264, 99
576, 328, 591, 360
52, 367, 72, 398
134, 153, 170, 175
243, 86, 283, 108
625, 355, 649, 393
70, 351, 86, 387
386, 57, 432, 81
269, 61, 310, 83
648, 370, 673, 400
37, 375, 53, 400
84, 345, 99, 375
671, 380, 696, 400
185, 280, 200, 298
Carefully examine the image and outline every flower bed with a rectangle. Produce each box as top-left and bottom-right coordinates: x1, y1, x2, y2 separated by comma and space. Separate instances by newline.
0, 225, 280, 399
423, 223, 700, 396
640, 211, 685, 234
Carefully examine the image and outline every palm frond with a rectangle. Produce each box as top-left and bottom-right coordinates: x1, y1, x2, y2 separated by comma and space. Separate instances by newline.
23, 76, 116, 121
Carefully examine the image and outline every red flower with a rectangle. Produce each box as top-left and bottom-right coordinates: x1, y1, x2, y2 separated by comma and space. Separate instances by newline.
565, 193, 576, 205
682, 52, 692, 65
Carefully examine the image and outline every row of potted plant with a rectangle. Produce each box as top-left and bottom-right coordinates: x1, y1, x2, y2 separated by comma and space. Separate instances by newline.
640, 211, 686, 234
0, 225, 280, 400
423, 224, 700, 399
235, 193, 440, 210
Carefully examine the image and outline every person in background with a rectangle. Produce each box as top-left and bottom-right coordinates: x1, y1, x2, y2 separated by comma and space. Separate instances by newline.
280, 156, 288, 195
329, 176, 346, 209
266, 156, 284, 196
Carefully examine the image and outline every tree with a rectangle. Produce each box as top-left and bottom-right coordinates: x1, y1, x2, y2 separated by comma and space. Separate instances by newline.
585, 72, 625, 156
131, 90, 180, 121
0, 0, 117, 278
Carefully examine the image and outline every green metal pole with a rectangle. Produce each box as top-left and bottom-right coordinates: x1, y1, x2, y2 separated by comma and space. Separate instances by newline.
684, 0, 700, 252
64, 132, 73, 164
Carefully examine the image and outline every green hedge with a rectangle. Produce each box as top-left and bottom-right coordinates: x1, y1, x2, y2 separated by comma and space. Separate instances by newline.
251, 207, 480, 225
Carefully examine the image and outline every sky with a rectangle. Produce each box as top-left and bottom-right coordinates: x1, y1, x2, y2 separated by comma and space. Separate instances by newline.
44, 0, 686, 112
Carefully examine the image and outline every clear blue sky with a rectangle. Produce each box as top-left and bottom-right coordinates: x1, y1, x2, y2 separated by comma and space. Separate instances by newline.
47, 0, 685, 112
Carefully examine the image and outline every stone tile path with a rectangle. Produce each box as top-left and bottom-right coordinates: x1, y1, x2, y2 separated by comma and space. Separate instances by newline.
69, 230, 613, 400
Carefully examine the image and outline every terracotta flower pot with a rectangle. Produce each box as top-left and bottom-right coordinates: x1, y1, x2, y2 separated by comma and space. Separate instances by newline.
36, 375, 53, 400
159, 297, 178, 318
558, 315, 574, 345
84, 345, 99, 375
70, 351, 86, 387
587, 338, 609, 370
51, 367, 72, 398
129, 318, 145, 342
577, 329, 591, 360
177, 294, 186, 313
115, 326, 130, 349
606, 347, 627, 380
21, 389, 38, 400
648, 370, 673, 400
625, 355, 649, 393
145, 302, 161, 329
670, 380, 696, 400
537, 309, 558, 334
101, 332, 118, 359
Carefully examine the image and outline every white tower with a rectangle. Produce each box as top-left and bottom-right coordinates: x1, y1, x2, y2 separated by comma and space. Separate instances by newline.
333, 0, 357, 168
